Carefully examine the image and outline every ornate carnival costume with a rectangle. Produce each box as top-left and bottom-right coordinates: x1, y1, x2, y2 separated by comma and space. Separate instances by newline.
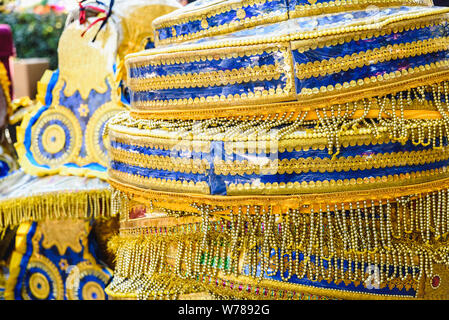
106, 0, 449, 299
0, 24, 16, 179
0, 0, 180, 300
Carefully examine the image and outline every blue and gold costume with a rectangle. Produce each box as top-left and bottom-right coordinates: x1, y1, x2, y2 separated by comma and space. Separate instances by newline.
0, 0, 180, 300
105, 0, 449, 299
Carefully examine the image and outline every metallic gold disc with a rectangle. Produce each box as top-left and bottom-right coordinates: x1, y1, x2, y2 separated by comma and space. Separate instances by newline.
21, 256, 64, 300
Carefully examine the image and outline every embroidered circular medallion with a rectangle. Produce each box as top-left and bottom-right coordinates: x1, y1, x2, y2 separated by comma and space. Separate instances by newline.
66, 262, 110, 300
21, 256, 64, 300
30, 107, 82, 167
85, 102, 123, 167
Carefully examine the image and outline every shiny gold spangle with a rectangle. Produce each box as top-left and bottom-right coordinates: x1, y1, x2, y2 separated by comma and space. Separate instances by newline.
109, 169, 211, 195
128, 63, 283, 91
105, 183, 449, 299
214, 148, 449, 176
110, 147, 210, 174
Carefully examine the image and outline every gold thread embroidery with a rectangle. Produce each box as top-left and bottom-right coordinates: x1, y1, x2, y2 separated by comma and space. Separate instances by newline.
226, 166, 449, 195
0, 189, 112, 231
129, 63, 283, 91
152, 0, 432, 46
29, 106, 83, 167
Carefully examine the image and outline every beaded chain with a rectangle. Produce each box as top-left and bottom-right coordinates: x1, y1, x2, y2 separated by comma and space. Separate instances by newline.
105, 78, 449, 300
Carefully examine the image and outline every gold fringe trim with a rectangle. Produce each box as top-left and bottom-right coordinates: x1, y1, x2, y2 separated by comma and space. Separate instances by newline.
105, 229, 442, 300
0, 61, 11, 116
109, 176, 449, 214
0, 189, 112, 231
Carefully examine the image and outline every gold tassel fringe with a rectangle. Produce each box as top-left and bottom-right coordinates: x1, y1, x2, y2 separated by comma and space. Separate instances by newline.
0, 189, 112, 232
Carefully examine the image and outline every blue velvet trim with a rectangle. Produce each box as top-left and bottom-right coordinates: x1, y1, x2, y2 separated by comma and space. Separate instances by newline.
13, 222, 37, 299
0, 160, 10, 178
120, 82, 131, 106
145, 40, 155, 49
23, 105, 51, 169
21, 70, 61, 169
45, 70, 59, 106
110, 137, 445, 161
110, 157, 449, 196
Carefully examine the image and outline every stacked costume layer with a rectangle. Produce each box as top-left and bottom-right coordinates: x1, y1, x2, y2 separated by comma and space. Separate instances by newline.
105, 0, 449, 299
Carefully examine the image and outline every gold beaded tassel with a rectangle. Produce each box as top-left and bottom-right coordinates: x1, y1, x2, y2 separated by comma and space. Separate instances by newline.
311, 81, 449, 155
107, 226, 215, 299
0, 189, 112, 236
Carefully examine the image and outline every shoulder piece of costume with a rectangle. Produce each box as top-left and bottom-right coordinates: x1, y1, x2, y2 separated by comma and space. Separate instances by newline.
15, 17, 122, 179
106, 1, 449, 300
0, 171, 113, 300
